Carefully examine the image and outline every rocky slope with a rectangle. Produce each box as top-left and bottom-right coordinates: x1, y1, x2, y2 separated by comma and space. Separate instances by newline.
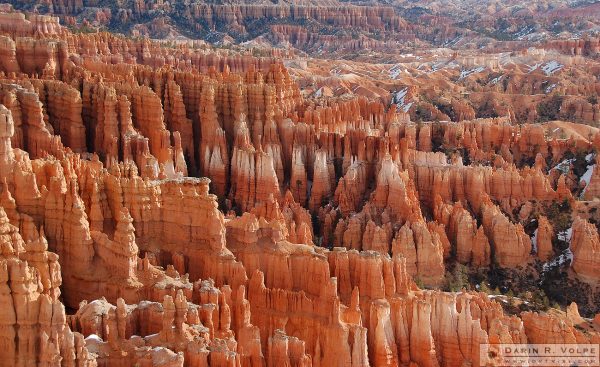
0, 7, 599, 367
289, 45, 600, 129
5, 1, 600, 130
6, 0, 600, 54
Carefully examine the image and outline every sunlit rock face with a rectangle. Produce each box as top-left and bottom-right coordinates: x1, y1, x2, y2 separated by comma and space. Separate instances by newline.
0, 5, 599, 367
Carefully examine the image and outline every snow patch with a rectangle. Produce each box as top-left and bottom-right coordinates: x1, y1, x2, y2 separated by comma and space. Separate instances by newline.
458, 66, 485, 80
402, 102, 413, 113
443, 36, 462, 47
389, 64, 405, 79
586, 153, 594, 163
580, 165, 595, 186
431, 61, 447, 72
527, 63, 541, 73
313, 87, 323, 98
422, 59, 459, 74
542, 248, 573, 273
392, 87, 413, 112
552, 158, 575, 174
541, 61, 563, 76
85, 334, 102, 342
490, 75, 503, 85
488, 295, 510, 304
515, 25, 535, 40
545, 83, 557, 94
393, 88, 408, 104
557, 227, 573, 243
580, 160, 596, 198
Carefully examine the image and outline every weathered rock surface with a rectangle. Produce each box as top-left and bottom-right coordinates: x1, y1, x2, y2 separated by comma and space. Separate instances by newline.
571, 217, 600, 284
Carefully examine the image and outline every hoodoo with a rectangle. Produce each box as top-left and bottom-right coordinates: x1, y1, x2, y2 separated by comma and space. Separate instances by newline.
0, 2, 599, 366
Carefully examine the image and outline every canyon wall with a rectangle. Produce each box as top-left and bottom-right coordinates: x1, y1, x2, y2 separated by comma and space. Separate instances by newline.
0, 8, 599, 367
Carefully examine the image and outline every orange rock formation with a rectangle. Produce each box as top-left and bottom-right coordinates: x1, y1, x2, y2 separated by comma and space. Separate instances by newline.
0, 8, 599, 367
